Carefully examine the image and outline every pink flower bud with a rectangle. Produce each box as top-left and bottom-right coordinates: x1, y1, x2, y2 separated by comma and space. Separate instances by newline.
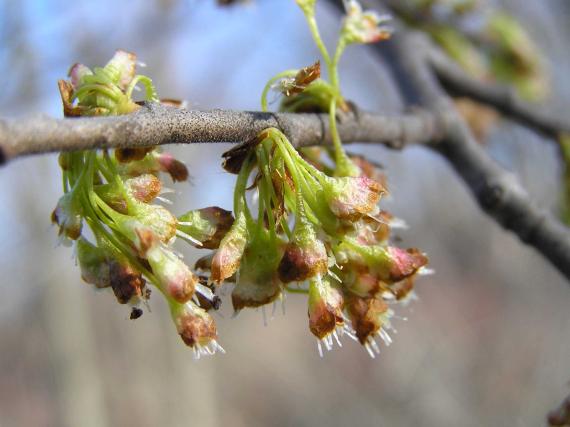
211, 212, 248, 284
104, 49, 137, 90
147, 246, 197, 304
68, 63, 92, 89
178, 207, 234, 249
386, 247, 428, 283
157, 152, 189, 182
308, 276, 344, 340
326, 175, 385, 220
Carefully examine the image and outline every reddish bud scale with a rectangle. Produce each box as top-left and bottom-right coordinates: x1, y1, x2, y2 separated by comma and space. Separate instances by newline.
346, 295, 389, 344
116, 147, 155, 163
157, 153, 189, 182
387, 247, 428, 283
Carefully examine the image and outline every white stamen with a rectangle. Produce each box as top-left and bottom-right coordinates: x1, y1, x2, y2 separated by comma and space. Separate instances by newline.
262, 305, 268, 327
333, 330, 342, 347
327, 270, 342, 283
364, 342, 376, 359
369, 337, 381, 354
161, 187, 176, 194
418, 267, 435, 276
280, 293, 287, 316
175, 229, 203, 247
379, 329, 392, 346
156, 195, 173, 205
196, 283, 214, 301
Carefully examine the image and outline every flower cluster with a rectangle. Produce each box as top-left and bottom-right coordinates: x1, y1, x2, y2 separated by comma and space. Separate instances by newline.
195, 0, 429, 358
54, 0, 429, 359
209, 127, 428, 357
54, 50, 230, 358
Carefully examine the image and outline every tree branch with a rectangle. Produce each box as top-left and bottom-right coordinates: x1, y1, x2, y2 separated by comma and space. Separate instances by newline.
427, 46, 570, 139
379, 29, 570, 281
0, 103, 442, 164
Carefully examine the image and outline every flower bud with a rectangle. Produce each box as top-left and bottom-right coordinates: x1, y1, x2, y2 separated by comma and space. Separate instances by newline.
325, 175, 385, 220
104, 49, 137, 90
115, 147, 155, 163
109, 260, 147, 304
341, 1, 391, 45
157, 152, 189, 182
388, 276, 416, 302
52, 191, 83, 240
308, 276, 344, 340
125, 174, 162, 204
278, 212, 327, 283
147, 246, 197, 304
68, 63, 92, 89
342, 265, 386, 298
385, 247, 428, 283
178, 207, 234, 249
76, 238, 111, 288
211, 211, 248, 284
171, 302, 222, 356
128, 201, 177, 243
231, 232, 284, 311
280, 61, 321, 97
115, 219, 158, 256
118, 151, 189, 182
345, 295, 390, 345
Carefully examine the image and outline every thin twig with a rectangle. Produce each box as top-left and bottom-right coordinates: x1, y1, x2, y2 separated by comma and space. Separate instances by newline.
427, 46, 570, 139
0, 104, 442, 164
